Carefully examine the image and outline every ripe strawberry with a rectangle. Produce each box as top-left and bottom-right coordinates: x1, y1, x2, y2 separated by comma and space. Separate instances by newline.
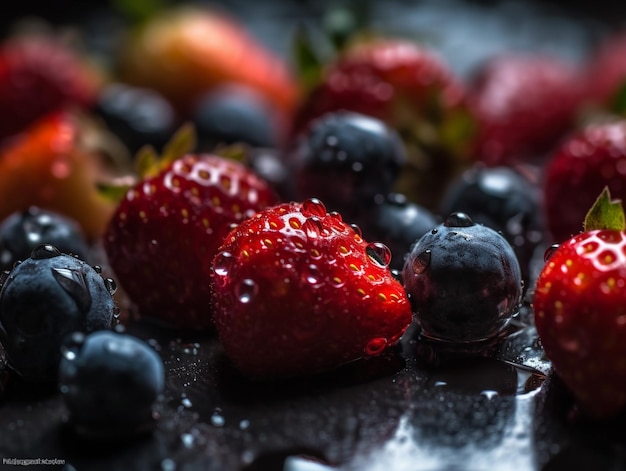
543, 120, 626, 244
467, 53, 584, 166
0, 111, 117, 240
211, 198, 412, 378
117, 6, 298, 134
0, 34, 101, 140
534, 188, 626, 419
103, 153, 278, 329
292, 38, 475, 210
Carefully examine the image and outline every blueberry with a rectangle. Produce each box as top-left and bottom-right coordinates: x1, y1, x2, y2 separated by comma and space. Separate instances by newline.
439, 165, 545, 284
95, 83, 178, 155
0, 245, 115, 382
59, 330, 164, 440
193, 84, 280, 151
355, 193, 438, 271
290, 111, 406, 219
402, 213, 522, 344
0, 207, 90, 272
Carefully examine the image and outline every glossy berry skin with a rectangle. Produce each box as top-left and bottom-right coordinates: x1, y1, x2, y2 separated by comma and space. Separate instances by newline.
0, 34, 100, 140
59, 330, 164, 439
292, 39, 474, 210
289, 111, 406, 219
95, 83, 178, 156
104, 154, 278, 329
544, 121, 626, 244
0, 207, 90, 272
0, 112, 118, 240
468, 54, 583, 166
440, 165, 545, 283
0, 245, 115, 382
355, 193, 438, 272
402, 213, 522, 343
534, 230, 626, 419
193, 84, 280, 152
211, 199, 412, 378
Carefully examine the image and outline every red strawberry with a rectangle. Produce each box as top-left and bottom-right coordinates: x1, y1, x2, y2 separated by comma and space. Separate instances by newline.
534, 188, 626, 419
211, 198, 412, 378
0, 111, 117, 240
103, 153, 278, 329
292, 38, 475, 210
0, 34, 101, 140
543, 120, 626, 244
467, 53, 584, 166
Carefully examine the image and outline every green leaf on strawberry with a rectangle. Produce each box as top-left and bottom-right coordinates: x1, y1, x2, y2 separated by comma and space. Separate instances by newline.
583, 186, 625, 232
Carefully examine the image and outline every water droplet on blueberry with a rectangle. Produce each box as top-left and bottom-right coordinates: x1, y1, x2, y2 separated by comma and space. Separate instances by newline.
52, 267, 92, 312
31, 244, 61, 259
444, 212, 474, 228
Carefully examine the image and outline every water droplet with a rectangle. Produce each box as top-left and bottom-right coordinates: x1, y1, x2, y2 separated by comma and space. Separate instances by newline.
350, 224, 362, 238
214, 251, 235, 278
544, 243, 560, 262
52, 267, 92, 312
302, 198, 327, 217
236, 279, 258, 303
303, 264, 322, 287
366, 242, 392, 267
104, 277, 117, 295
31, 244, 61, 259
481, 390, 499, 400
412, 250, 432, 274
365, 337, 388, 356
431, 228, 438, 235
444, 212, 474, 227
92, 265, 102, 274
303, 217, 324, 239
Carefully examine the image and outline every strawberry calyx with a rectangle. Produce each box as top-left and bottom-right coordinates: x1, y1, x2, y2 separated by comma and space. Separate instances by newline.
583, 186, 626, 232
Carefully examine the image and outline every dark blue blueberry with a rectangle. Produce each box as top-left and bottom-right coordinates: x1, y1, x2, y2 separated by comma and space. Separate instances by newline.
193, 84, 280, 151
95, 83, 178, 155
0, 245, 115, 382
439, 165, 545, 284
59, 330, 164, 440
402, 213, 522, 344
0, 207, 90, 272
290, 111, 406, 219
355, 193, 438, 272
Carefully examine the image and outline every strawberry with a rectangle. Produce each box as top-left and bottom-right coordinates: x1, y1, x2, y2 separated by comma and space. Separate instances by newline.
211, 198, 412, 378
534, 188, 626, 420
103, 152, 278, 329
117, 6, 299, 137
543, 120, 626, 244
467, 53, 584, 166
292, 38, 476, 210
0, 111, 118, 240
0, 34, 101, 140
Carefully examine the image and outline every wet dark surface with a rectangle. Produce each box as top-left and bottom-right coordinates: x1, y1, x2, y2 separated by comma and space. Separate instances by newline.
2, 1, 626, 470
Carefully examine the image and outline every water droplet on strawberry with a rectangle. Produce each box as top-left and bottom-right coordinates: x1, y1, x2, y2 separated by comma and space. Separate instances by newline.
236, 278, 257, 304
214, 251, 235, 279
301, 198, 326, 217
303, 264, 322, 287
303, 217, 323, 239
412, 250, 432, 274
364, 337, 388, 356
366, 242, 392, 267
350, 224, 363, 238
544, 243, 560, 262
